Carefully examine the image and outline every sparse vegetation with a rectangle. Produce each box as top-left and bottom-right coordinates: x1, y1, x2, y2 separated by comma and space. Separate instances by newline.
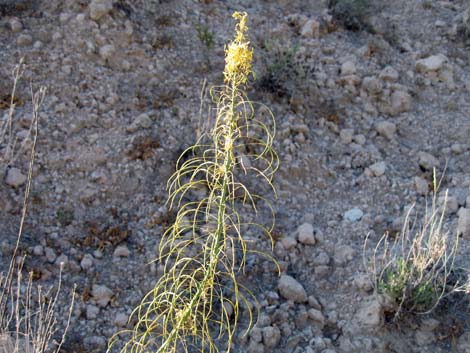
366, 173, 470, 319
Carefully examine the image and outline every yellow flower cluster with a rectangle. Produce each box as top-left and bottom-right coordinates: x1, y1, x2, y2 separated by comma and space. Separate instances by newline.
223, 12, 253, 86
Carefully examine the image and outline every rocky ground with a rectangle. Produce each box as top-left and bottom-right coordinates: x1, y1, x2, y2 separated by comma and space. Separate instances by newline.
1, 0, 470, 352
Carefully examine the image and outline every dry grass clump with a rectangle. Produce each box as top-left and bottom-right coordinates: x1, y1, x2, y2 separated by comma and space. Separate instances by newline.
0, 59, 75, 353
109, 11, 278, 353
366, 173, 470, 319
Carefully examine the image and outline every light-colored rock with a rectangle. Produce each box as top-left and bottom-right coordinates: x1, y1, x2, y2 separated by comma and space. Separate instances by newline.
44, 247, 57, 263
415, 330, 436, 346
457, 208, 470, 239
308, 308, 325, 328
278, 275, 307, 303
353, 274, 373, 292
339, 129, 354, 144
5, 167, 27, 187
55, 254, 69, 267
280, 236, 297, 250
438, 195, 459, 214
127, 112, 153, 132
390, 90, 412, 116
297, 222, 316, 245
379, 66, 399, 82
33, 245, 44, 256
369, 161, 386, 177
8, 18, 23, 32
418, 151, 439, 170
362, 76, 382, 94
344, 208, 363, 222
80, 254, 94, 271
354, 297, 384, 332
113, 245, 130, 257
341, 61, 356, 76
92, 284, 114, 307
353, 134, 366, 145
375, 121, 397, 140
89, 0, 113, 20
99, 44, 115, 61
414, 176, 429, 195
114, 312, 128, 327
86, 304, 100, 319
334, 244, 355, 265
300, 19, 320, 38
17, 34, 32, 46
416, 54, 447, 73
262, 326, 281, 348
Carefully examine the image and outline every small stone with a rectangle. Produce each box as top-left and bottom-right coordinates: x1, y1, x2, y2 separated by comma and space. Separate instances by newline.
114, 312, 128, 327
379, 66, 399, 82
297, 222, 316, 245
308, 308, 325, 328
127, 113, 153, 132
344, 208, 363, 222
339, 129, 354, 144
262, 326, 281, 349
278, 275, 307, 303
341, 61, 356, 76
9, 18, 23, 32
390, 90, 411, 116
5, 168, 27, 187
353, 134, 366, 145
415, 330, 436, 345
99, 44, 115, 61
92, 284, 114, 307
17, 34, 33, 46
44, 247, 57, 264
457, 208, 470, 239
281, 236, 297, 250
86, 304, 100, 320
300, 19, 320, 38
308, 295, 321, 309
55, 254, 69, 267
113, 245, 130, 257
80, 254, 94, 271
353, 274, 373, 292
354, 297, 384, 332
33, 245, 44, 256
247, 340, 264, 353
369, 161, 386, 177
83, 335, 107, 351
375, 121, 397, 140
362, 76, 382, 94
416, 54, 447, 73
418, 151, 439, 171
414, 176, 429, 195
438, 195, 459, 214
89, 0, 113, 20
334, 245, 355, 265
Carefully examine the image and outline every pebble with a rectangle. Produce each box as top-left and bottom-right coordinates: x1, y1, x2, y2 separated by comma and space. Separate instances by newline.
33, 245, 44, 256
414, 176, 429, 195
92, 284, 114, 307
83, 335, 107, 351
127, 112, 153, 132
344, 208, 363, 222
9, 18, 23, 32
99, 44, 115, 61
5, 168, 27, 187
278, 275, 307, 303
114, 312, 129, 327
262, 326, 281, 348
334, 245, 355, 265
308, 308, 325, 328
368, 161, 386, 177
457, 208, 470, 239
438, 195, 459, 214
297, 222, 316, 245
44, 247, 57, 263
362, 76, 382, 94
17, 34, 33, 46
390, 90, 412, 116
379, 66, 399, 82
300, 19, 320, 38
86, 304, 100, 319
89, 0, 113, 20
339, 129, 354, 144
113, 244, 130, 257
55, 254, 69, 267
375, 121, 397, 140
417, 151, 439, 171
80, 254, 94, 271
353, 297, 384, 332
416, 54, 447, 73
341, 61, 356, 76
281, 236, 297, 250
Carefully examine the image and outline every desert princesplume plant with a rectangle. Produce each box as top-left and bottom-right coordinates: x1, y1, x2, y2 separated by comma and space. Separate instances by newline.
109, 11, 278, 353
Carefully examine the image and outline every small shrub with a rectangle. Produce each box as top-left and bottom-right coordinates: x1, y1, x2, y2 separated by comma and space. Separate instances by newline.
366, 173, 470, 319
328, 0, 373, 31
